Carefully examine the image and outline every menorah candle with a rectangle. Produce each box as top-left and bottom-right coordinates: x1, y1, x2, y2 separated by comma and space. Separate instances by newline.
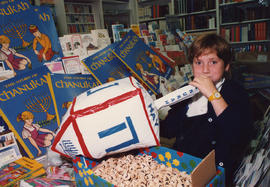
51, 76, 198, 159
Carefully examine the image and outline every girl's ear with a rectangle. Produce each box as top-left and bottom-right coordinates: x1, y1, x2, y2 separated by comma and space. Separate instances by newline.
225, 64, 230, 72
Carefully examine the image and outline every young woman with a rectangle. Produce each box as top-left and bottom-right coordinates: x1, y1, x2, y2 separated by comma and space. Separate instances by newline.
160, 33, 254, 186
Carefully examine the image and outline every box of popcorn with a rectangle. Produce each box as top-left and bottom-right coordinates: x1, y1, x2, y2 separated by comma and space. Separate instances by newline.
73, 146, 225, 187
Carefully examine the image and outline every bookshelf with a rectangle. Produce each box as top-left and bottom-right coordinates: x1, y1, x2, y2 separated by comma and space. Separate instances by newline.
64, 2, 96, 34
219, 0, 270, 59
135, 0, 174, 30
174, 0, 217, 33
102, 0, 131, 40
133, 0, 270, 63
54, 0, 104, 36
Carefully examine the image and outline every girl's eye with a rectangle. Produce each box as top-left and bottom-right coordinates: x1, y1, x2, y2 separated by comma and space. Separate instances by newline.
210, 61, 217, 65
195, 61, 201, 65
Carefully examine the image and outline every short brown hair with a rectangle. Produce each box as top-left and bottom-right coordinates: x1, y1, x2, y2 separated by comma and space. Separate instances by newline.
188, 33, 232, 66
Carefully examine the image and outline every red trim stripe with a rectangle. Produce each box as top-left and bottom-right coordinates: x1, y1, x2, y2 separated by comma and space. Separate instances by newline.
72, 118, 92, 158
138, 90, 160, 146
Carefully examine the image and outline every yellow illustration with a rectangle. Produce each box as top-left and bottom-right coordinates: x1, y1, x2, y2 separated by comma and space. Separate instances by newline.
135, 63, 159, 89
29, 24, 57, 62
145, 50, 166, 73
25, 95, 55, 121
2, 22, 30, 48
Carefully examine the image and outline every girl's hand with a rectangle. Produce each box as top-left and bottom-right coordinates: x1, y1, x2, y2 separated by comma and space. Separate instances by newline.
37, 150, 42, 157
189, 75, 217, 98
51, 132, 56, 137
43, 54, 46, 61
26, 58, 31, 63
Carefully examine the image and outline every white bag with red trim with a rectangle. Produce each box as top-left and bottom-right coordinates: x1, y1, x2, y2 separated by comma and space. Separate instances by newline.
51, 76, 198, 159
51, 77, 160, 159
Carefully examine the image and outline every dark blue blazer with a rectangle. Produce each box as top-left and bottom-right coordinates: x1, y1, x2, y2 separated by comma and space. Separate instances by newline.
160, 79, 254, 185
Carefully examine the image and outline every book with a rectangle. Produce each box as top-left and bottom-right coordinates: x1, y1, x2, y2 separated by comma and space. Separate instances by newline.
60, 34, 89, 60
130, 24, 141, 37
0, 115, 9, 133
111, 24, 125, 42
112, 30, 173, 96
24, 167, 46, 180
70, 34, 83, 51
59, 35, 74, 57
70, 34, 88, 59
81, 43, 132, 84
91, 29, 111, 50
20, 177, 76, 187
0, 131, 22, 167
0, 0, 63, 80
150, 46, 176, 68
44, 60, 65, 74
33, 5, 63, 58
0, 156, 44, 187
80, 33, 100, 57
0, 66, 60, 159
49, 73, 101, 121
62, 56, 82, 74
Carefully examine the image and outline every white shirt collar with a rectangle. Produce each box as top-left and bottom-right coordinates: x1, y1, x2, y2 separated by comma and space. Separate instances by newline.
186, 78, 225, 117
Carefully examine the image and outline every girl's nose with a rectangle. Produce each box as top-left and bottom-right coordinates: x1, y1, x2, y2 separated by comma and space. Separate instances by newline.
203, 63, 210, 73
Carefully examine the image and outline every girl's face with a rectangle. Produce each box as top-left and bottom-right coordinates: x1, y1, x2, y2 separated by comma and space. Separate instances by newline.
192, 49, 229, 84
2, 42, 9, 49
25, 118, 33, 125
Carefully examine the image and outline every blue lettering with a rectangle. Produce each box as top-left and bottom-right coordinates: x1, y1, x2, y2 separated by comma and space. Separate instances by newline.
98, 116, 139, 153
87, 82, 118, 96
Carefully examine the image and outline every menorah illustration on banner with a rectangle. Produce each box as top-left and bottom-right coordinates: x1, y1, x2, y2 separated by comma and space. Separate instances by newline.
2, 22, 30, 48
25, 95, 55, 121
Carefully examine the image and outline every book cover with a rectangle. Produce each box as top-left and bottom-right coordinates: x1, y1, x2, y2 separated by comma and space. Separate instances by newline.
130, 24, 141, 37
80, 33, 99, 57
0, 156, 44, 187
0, 131, 22, 167
59, 35, 74, 57
111, 24, 124, 42
81, 42, 132, 84
0, 115, 9, 133
71, 34, 83, 50
0, 1, 63, 80
32, 5, 63, 57
150, 46, 176, 68
23, 167, 46, 180
20, 177, 76, 187
60, 34, 88, 60
44, 60, 65, 74
50, 73, 101, 121
112, 30, 173, 95
62, 56, 82, 74
0, 66, 60, 158
70, 34, 88, 59
91, 29, 111, 50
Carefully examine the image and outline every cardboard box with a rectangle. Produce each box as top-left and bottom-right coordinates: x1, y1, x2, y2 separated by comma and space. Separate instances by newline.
72, 146, 225, 187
